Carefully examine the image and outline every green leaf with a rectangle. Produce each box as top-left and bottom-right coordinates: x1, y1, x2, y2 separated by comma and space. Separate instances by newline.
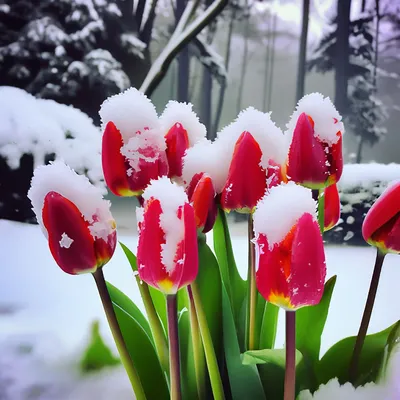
318, 322, 398, 386
259, 302, 279, 350
213, 209, 247, 341
377, 321, 400, 382
119, 241, 167, 331
197, 237, 223, 359
222, 283, 266, 400
107, 283, 169, 399
80, 320, 120, 373
295, 275, 336, 390
242, 348, 303, 368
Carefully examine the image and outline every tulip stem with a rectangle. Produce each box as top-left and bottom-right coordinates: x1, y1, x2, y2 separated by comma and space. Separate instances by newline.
247, 214, 257, 350
317, 188, 325, 233
349, 249, 386, 383
284, 311, 296, 400
92, 269, 146, 400
167, 294, 182, 400
188, 286, 207, 399
134, 275, 169, 374
190, 283, 226, 400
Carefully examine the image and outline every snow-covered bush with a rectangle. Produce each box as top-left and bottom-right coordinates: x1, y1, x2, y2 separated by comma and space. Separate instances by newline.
325, 163, 400, 245
0, 86, 105, 223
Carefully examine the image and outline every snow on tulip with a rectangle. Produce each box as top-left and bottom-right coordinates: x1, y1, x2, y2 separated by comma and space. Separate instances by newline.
253, 182, 326, 310
136, 177, 198, 294
286, 93, 344, 189
28, 161, 117, 274
100, 88, 168, 197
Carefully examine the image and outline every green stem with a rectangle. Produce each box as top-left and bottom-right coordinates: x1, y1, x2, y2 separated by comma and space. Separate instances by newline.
317, 188, 325, 233
135, 275, 169, 373
247, 214, 257, 350
349, 249, 386, 383
92, 269, 146, 400
167, 294, 182, 400
188, 286, 207, 399
190, 282, 226, 400
284, 311, 296, 400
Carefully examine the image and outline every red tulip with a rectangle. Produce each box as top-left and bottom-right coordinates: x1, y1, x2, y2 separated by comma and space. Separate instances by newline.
102, 121, 168, 197
137, 179, 198, 294
287, 112, 343, 189
165, 122, 190, 179
220, 131, 267, 213
255, 213, 326, 310
324, 183, 341, 231
362, 181, 400, 254
186, 172, 217, 233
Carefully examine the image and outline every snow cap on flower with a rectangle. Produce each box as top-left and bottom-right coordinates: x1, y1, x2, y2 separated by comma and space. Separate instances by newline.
215, 107, 287, 187
160, 101, 206, 146
28, 161, 114, 241
285, 92, 344, 145
253, 181, 317, 248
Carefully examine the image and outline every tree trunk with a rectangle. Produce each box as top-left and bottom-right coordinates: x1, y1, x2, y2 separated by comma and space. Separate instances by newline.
262, 10, 272, 111
334, 0, 351, 113
267, 13, 277, 110
361, 0, 366, 12
212, 5, 235, 136
356, 136, 364, 163
237, 1, 251, 114
176, 0, 190, 102
295, 0, 310, 103
373, 0, 380, 89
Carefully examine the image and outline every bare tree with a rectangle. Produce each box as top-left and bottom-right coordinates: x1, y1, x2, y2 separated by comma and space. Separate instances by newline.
266, 12, 277, 110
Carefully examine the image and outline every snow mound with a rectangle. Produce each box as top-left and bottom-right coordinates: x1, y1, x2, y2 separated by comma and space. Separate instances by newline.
159, 101, 206, 145
0, 86, 104, 191
253, 182, 317, 247
286, 93, 344, 145
28, 161, 114, 241
141, 177, 188, 272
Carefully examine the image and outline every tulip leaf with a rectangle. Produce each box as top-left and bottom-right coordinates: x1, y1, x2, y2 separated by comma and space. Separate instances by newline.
222, 283, 266, 400
377, 321, 400, 382
213, 209, 247, 337
259, 302, 280, 350
119, 241, 167, 331
295, 275, 336, 391
242, 348, 303, 367
318, 322, 398, 387
106, 283, 169, 399
80, 320, 120, 373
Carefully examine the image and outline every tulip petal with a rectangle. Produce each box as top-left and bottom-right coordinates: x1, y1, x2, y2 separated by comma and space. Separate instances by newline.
289, 213, 326, 309
102, 121, 135, 196
326, 135, 343, 185
221, 131, 266, 212
94, 231, 117, 267
165, 122, 190, 178
324, 183, 340, 231
287, 113, 328, 188
42, 191, 97, 275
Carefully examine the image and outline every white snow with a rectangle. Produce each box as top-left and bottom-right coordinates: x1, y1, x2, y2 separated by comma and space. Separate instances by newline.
28, 162, 115, 241
159, 101, 206, 145
285, 93, 344, 145
141, 177, 188, 272
253, 182, 317, 247
0, 87, 105, 192
182, 139, 222, 191
60, 233, 74, 249
120, 33, 146, 59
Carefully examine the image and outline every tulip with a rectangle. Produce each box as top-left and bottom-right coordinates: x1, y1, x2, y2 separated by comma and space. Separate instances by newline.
137, 177, 198, 294
28, 162, 117, 275
324, 183, 341, 231
100, 88, 168, 197
362, 181, 400, 254
161, 101, 206, 180
186, 172, 217, 233
253, 183, 326, 310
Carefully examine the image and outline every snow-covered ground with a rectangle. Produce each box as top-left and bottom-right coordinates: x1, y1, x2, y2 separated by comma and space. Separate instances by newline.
1, 219, 399, 398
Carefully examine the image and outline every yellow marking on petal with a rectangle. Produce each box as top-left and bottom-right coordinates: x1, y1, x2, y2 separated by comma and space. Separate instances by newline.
269, 292, 296, 311
158, 279, 176, 294
117, 187, 142, 197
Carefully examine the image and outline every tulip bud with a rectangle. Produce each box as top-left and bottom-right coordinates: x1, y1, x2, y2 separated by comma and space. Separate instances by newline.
186, 172, 217, 233
362, 181, 400, 254
28, 162, 117, 275
160, 101, 206, 180
253, 182, 326, 310
100, 88, 168, 197
324, 183, 341, 231
137, 177, 198, 294
286, 93, 344, 189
